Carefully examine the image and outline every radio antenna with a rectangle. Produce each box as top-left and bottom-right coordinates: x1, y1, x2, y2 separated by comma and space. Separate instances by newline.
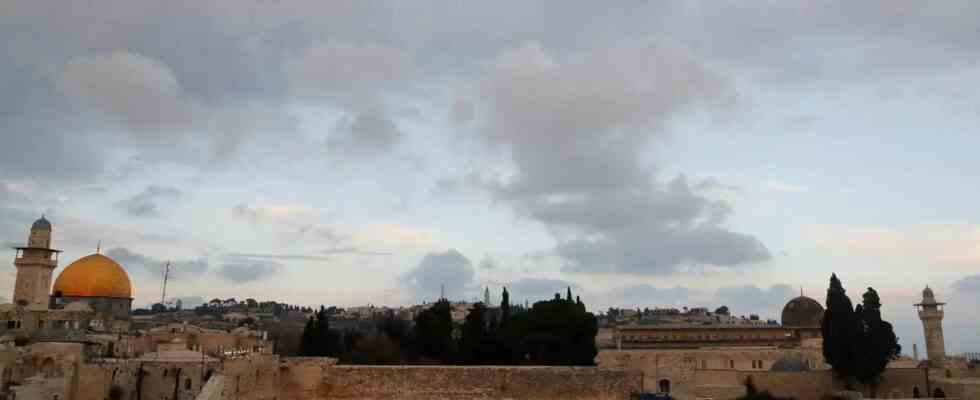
161, 261, 172, 305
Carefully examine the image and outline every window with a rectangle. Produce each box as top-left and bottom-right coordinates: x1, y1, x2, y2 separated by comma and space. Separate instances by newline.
728, 360, 735, 369
185, 378, 192, 390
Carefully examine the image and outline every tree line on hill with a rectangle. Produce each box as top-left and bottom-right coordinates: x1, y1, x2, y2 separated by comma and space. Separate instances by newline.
297, 287, 598, 366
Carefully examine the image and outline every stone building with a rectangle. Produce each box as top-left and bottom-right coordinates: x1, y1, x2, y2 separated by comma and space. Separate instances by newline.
603, 287, 980, 400
916, 285, 946, 368
611, 294, 824, 351
1, 217, 132, 339
50, 253, 133, 324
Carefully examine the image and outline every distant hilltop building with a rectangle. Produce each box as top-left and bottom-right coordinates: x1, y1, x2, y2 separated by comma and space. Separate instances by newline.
2, 216, 134, 337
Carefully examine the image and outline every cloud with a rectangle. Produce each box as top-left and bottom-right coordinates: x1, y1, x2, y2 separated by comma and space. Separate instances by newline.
322, 247, 392, 256
714, 284, 796, 319
464, 41, 769, 276
225, 252, 331, 262
598, 284, 698, 310
105, 247, 208, 278
352, 224, 438, 248
808, 224, 980, 269
115, 185, 182, 217
952, 275, 980, 295
505, 278, 576, 303
59, 51, 198, 136
285, 40, 414, 102
286, 40, 415, 161
231, 203, 312, 224
39, 213, 178, 249
218, 259, 284, 284
478, 256, 498, 270
327, 105, 404, 158
402, 249, 475, 301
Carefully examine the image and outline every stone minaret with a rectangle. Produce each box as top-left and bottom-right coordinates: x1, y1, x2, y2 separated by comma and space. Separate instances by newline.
915, 286, 946, 368
12, 216, 61, 307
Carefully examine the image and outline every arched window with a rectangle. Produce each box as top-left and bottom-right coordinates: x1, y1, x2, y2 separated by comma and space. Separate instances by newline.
912, 386, 920, 398
658, 379, 671, 394
933, 388, 946, 398
184, 378, 192, 390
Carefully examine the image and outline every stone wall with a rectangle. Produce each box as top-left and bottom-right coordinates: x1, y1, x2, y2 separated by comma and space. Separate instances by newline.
311, 365, 641, 400
597, 347, 824, 399
691, 368, 968, 400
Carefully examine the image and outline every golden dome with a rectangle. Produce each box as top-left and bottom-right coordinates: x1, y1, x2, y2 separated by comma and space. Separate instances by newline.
53, 253, 133, 299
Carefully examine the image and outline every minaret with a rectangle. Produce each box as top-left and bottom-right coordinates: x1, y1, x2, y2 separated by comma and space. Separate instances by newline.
484, 287, 490, 305
12, 216, 61, 307
915, 286, 946, 368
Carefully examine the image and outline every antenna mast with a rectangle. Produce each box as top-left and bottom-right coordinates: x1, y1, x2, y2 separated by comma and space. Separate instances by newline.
161, 261, 172, 305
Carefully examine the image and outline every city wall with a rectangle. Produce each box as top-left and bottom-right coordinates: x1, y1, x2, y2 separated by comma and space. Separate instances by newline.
693, 368, 968, 400
208, 358, 642, 400
316, 365, 641, 400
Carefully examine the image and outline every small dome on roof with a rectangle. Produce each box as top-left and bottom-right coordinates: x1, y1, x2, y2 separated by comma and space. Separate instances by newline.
771, 355, 811, 372
781, 296, 825, 327
32, 215, 51, 230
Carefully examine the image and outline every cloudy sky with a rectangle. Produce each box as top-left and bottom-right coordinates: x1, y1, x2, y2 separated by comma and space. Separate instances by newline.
2, 1, 979, 353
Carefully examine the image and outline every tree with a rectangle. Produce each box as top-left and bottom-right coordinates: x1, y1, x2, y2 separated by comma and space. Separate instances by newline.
150, 303, 167, 313
500, 289, 597, 366
245, 298, 258, 309
715, 305, 730, 315
500, 287, 511, 324
821, 273, 861, 383
459, 302, 494, 364
346, 334, 401, 364
414, 299, 454, 362
855, 287, 901, 396
298, 308, 339, 356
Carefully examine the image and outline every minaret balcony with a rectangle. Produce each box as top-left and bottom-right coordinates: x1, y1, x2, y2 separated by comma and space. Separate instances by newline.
13, 248, 60, 266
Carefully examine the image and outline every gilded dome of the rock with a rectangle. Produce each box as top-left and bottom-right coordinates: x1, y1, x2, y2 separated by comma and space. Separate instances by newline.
53, 254, 133, 299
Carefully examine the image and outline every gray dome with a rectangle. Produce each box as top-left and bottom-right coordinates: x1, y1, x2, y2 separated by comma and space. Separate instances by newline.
771, 355, 811, 372
781, 296, 824, 327
31, 215, 51, 230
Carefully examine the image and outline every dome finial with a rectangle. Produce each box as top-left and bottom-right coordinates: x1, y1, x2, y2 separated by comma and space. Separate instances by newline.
96, 240, 101, 254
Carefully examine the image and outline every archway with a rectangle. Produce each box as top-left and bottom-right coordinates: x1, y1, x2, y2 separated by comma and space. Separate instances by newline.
40, 358, 57, 378
933, 387, 946, 398
658, 379, 670, 394
912, 386, 920, 398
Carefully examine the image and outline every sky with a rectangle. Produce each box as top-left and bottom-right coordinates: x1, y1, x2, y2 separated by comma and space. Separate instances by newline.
1, 1, 979, 353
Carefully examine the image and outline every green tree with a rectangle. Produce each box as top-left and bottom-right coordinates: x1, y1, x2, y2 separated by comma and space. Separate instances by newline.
856, 287, 902, 397
414, 299, 454, 362
501, 289, 597, 365
459, 302, 494, 364
346, 334, 401, 364
821, 273, 861, 383
298, 307, 339, 356
500, 287, 511, 324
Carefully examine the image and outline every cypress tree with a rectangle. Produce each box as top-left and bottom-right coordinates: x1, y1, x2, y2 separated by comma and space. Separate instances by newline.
856, 287, 901, 396
500, 287, 511, 324
821, 273, 861, 382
